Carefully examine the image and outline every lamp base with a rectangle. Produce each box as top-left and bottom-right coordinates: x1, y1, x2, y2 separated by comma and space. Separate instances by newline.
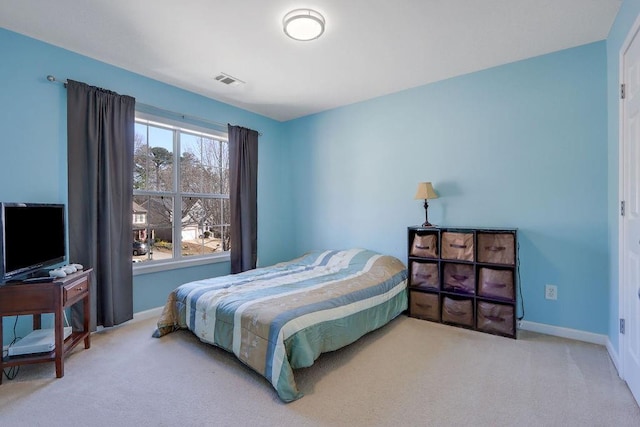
421, 200, 435, 227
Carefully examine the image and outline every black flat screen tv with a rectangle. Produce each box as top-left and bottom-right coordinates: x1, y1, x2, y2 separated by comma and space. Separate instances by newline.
0, 202, 66, 282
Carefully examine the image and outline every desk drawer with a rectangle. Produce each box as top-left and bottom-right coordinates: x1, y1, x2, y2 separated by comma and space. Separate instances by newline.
64, 279, 88, 303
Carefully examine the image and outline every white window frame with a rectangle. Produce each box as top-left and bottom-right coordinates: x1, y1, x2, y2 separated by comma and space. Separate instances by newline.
133, 112, 230, 275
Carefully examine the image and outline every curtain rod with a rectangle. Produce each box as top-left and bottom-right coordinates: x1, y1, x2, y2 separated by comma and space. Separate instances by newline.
46, 75, 262, 136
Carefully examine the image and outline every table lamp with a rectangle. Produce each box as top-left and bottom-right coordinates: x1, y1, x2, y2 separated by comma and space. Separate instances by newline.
414, 182, 438, 227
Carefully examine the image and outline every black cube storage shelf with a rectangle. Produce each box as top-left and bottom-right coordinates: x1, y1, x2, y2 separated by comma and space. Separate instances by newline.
407, 226, 518, 339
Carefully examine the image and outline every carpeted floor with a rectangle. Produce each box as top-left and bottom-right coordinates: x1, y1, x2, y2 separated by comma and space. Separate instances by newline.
1, 312, 639, 426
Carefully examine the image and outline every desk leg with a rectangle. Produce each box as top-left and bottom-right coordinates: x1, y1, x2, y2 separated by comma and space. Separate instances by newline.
54, 302, 64, 378
83, 293, 90, 349
0, 315, 3, 385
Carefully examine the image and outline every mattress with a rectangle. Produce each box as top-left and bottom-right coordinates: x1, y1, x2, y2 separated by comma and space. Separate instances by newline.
153, 248, 408, 401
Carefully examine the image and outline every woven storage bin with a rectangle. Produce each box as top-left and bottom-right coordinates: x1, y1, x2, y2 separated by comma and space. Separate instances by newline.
409, 291, 440, 321
476, 301, 515, 337
441, 296, 473, 327
443, 263, 475, 294
410, 262, 439, 290
410, 233, 438, 258
441, 232, 474, 261
478, 268, 514, 300
477, 233, 515, 265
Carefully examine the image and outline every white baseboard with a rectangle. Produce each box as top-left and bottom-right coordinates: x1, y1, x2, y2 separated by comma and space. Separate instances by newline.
518, 320, 607, 346
606, 338, 621, 376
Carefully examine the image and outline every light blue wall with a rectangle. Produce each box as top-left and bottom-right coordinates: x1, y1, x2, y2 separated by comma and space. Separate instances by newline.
0, 28, 294, 343
285, 42, 609, 334
0, 23, 619, 345
606, 0, 640, 354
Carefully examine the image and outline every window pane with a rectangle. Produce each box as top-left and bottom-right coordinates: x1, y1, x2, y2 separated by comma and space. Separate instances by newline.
134, 116, 231, 267
180, 133, 228, 194
211, 197, 230, 252
181, 197, 229, 256
134, 123, 174, 191
132, 195, 150, 263
180, 133, 207, 193
133, 195, 174, 263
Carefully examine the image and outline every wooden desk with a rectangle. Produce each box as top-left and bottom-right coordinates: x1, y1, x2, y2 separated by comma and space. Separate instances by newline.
0, 269, 92, 383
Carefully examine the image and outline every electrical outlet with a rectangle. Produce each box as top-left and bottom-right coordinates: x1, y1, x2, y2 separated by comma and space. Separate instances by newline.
545, 284, 557, 300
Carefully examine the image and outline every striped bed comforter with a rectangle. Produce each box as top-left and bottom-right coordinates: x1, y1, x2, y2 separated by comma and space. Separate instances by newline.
153, 248, 408, 402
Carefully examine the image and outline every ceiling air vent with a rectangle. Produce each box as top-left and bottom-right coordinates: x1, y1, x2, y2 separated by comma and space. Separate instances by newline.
214, 73, 245, 87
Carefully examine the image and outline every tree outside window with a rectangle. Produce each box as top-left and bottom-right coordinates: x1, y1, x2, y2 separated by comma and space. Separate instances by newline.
133, 118, 230, 264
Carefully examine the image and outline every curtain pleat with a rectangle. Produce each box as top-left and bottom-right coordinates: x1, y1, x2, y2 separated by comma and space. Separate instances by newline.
67, 80, 135, 329
228, 125, 259, 273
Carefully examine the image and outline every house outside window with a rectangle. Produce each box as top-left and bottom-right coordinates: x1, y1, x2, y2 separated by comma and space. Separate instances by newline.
133, 114, 230, 268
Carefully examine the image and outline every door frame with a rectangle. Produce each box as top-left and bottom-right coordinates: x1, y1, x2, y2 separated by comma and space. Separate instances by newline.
618, 10, 640, 384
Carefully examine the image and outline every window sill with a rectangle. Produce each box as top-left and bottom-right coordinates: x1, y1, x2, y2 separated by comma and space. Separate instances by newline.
133, 252, 230, 276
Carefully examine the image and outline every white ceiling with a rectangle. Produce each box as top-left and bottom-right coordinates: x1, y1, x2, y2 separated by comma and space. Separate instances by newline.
0, 0, 622, 122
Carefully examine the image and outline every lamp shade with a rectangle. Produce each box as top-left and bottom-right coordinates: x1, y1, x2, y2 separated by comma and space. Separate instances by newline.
414, 182, 438, 200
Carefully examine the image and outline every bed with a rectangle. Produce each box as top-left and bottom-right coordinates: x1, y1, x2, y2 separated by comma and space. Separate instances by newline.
153, 248, 408, 402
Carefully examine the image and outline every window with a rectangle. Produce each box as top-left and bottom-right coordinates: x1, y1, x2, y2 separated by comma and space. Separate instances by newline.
133, 115, 230, 268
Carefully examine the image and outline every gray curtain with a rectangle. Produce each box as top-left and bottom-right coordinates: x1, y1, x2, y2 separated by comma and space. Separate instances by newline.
228, 125, 259, 273
67, 80, 135, 329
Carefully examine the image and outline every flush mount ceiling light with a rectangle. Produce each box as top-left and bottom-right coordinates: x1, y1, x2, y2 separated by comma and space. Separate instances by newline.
283, 9, 325, 41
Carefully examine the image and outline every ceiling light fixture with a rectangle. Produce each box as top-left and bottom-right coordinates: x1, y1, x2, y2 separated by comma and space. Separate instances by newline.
283, 9, 325, 41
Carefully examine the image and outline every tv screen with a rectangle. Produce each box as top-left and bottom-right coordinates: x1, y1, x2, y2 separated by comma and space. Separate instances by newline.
0, 203, 66, 282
